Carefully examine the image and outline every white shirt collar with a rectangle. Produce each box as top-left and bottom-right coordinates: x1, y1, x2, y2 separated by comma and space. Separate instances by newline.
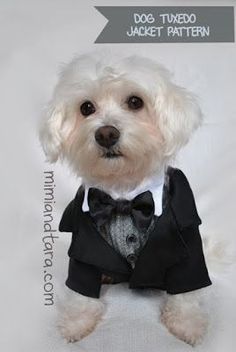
82, 170, 165, 216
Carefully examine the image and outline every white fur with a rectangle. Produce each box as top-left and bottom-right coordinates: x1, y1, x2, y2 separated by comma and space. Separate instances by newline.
161, 290, 209, 346
57, 288, 104, 342
39, 52, 202, 190
40, 51, 207, 344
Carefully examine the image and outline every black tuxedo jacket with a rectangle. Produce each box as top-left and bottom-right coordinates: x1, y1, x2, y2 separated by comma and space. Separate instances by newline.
59, 168, 212, 298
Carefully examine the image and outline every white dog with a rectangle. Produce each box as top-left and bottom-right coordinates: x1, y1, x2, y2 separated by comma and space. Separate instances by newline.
40, 51, 211, 346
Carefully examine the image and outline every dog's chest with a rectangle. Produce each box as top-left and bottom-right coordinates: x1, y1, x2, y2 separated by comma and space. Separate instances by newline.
99, 214, 154, 268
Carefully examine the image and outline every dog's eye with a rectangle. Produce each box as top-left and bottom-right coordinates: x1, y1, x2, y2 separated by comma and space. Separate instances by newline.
80, 101, 96, 117
127, 96, 144, 110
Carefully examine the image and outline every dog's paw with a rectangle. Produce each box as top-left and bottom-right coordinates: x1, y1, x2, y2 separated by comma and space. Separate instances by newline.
161, 304, 208, 346
57, 300, 104, 343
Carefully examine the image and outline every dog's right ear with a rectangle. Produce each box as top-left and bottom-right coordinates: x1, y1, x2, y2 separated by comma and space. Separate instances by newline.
39, 103, 65, 162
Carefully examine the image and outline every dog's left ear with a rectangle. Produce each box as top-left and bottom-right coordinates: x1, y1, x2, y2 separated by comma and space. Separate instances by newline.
155, 82, 202, 156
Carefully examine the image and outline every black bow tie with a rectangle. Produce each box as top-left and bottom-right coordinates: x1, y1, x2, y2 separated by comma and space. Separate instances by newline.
87, 188, 155, 232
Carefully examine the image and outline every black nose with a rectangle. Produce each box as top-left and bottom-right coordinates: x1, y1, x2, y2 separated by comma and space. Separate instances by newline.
95, 125, 120, 148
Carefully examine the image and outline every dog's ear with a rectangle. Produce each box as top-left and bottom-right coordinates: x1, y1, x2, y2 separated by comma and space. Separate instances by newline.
39, 103, 65, 162
155, 82, 202, 156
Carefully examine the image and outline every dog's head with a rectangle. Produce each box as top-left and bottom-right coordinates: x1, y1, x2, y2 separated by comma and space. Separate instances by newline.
40, 53, 202, 188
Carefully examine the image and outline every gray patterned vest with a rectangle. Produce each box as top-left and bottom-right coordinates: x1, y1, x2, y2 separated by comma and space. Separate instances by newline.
99, 214, 155, 268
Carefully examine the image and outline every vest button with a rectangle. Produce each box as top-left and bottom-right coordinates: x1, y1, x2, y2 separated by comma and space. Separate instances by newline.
126, 234, 137, 244
126, 253, 137, 264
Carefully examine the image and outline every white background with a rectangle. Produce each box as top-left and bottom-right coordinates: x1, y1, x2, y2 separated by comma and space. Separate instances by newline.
0, 0, 236, 351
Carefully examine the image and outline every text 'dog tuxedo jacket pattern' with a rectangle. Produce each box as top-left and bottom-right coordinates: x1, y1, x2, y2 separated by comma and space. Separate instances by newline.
59, 168, 212, 298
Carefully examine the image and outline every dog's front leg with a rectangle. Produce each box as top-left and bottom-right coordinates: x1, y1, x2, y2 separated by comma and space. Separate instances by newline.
57, 288, 104, 342
160, 290, 208, 346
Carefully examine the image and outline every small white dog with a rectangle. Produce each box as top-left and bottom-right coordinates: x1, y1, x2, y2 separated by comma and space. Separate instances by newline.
40, 51, 211, 346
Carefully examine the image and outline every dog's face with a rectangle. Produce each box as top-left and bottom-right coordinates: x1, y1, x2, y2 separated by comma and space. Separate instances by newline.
40, 53, 202, 188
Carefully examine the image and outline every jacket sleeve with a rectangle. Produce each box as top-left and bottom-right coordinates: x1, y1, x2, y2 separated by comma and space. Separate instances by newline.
59, 186, 85, 233
168, 168, 202, 229
66, 258, 102, 298
165, 225, 212, 294
165, 168, 212, 294
59, 199, 75, 232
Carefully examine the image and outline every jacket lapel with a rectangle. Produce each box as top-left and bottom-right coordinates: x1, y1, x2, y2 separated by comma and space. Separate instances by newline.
68, 210, 131, 275
129, 205, 188, 288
